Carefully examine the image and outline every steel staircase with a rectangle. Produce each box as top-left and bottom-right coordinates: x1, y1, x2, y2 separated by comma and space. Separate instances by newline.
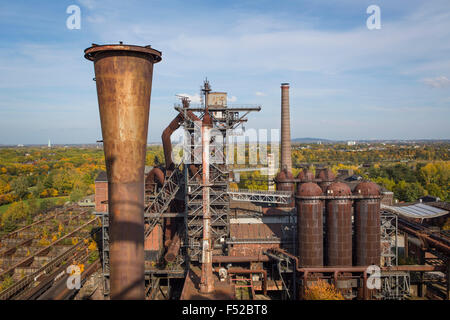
144, 163, 183, 237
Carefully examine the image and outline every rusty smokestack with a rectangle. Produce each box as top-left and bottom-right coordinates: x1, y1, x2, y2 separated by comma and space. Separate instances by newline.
280, 83, 292, 173
84, 43, 161, 300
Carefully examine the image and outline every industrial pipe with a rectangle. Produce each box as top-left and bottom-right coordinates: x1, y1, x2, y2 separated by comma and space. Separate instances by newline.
162, 97, 199, 171
85, 43, 161, 300
199, 110, 214, 294
145, 167, 165, 194
398, 221, 450, 255
214, 268, 268, 296
212, 255, 270, 263
164, 232, 181, 263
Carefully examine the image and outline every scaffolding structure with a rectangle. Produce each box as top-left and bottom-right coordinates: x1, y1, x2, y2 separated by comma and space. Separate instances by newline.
380, 211, 398, 267
176, 83, 261, 261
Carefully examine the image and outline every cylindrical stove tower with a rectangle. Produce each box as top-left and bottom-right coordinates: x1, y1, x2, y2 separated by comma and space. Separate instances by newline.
354, 182, 381, 266
85, 44, 161, 300
325, 182, 352, 266
296, 167, 314, 184
275, 169, 295, 207
316, 168, 336, 193
296, 182, 324, 267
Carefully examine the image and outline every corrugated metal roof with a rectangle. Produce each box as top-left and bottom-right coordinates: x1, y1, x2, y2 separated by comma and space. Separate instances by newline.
382, 203, 449, 219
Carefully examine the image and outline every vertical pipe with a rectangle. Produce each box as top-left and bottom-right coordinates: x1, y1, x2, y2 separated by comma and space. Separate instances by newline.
84, 44, 161, 300
280, 83, 292, 173
200, 112, 214, 294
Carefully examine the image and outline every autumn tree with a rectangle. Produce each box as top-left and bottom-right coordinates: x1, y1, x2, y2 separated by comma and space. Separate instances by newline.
304, 279, 344, 300
11, 176, 29, 199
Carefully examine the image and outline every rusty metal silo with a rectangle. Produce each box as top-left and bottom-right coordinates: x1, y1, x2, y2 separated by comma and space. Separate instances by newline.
85, 43, 161, 300
325, 182, 352, 266
296, 182, 324, 267
296, 167, 314, 183
275, 169, 295, 207
280, 83, 292, 173
316, 168, 336, 192
354, 182, 381, 266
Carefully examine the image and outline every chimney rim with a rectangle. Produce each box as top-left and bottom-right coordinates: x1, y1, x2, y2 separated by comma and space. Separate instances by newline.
84, 43, 162, 63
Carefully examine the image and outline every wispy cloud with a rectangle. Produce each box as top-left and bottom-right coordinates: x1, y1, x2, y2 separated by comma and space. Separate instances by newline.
1, 0, 449, 143
421, 76, 450, 88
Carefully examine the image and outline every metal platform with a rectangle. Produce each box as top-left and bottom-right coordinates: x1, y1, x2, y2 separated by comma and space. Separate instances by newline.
228, 189, 292, 204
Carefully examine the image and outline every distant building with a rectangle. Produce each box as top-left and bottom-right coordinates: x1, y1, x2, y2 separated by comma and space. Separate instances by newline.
381, 188, 394, 206
347, 141, 356, 146
95, 171, 108, 213
419, 195, 441, 203
78, 195, 95, 207
48, 139, 52, 148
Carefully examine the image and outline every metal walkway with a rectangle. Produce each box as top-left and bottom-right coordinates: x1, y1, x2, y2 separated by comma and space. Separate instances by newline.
228, 189, 292, 204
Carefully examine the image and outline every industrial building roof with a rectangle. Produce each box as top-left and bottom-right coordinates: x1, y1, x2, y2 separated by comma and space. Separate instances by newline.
95, 171, 107, 182
230, 222, 282, 240
381, 203, 449, 219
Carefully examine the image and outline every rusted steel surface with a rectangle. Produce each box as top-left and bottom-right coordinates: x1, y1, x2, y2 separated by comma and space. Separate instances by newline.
164, 232, 181, 263
199, 111, 214, 294
275, 169, 294, 207
296, 168, 314, 183
144, 224, 163, 253
398, 221, 450, 254
181, 267, 235, 300
162, 114, 184, 171
297, 182, 324, 267
215, 268, 268, 296
228, 222, 283, 256
212, 255, 270, 263
325, 182, 352, 266
145, 167, 165, 194
162, 104, 200, 171
85, 43, 161, 300
354, 182, 381, 266
316, 168, 336, 192
280, 83, 292, 173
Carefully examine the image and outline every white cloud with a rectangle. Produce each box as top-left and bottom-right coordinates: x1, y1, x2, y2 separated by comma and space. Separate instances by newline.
421, 76, 450, 88
255, 92, 266, 96
228, 96, 237, 103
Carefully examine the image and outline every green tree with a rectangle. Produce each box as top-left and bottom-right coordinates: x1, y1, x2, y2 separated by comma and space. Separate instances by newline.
69, 187, 85, 203
32, 179, 45, 198
393, 180, 426, 202
11, 176, 29, 199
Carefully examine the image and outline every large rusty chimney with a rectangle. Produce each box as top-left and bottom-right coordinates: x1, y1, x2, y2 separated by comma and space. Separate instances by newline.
280, 83, 292, 173
84, 44, 161, 300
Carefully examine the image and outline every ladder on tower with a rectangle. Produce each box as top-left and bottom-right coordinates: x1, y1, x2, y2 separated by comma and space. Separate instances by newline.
144, 163, 183, 237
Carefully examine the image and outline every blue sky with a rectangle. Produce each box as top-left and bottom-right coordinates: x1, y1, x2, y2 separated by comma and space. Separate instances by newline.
0, 0, 449, 144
